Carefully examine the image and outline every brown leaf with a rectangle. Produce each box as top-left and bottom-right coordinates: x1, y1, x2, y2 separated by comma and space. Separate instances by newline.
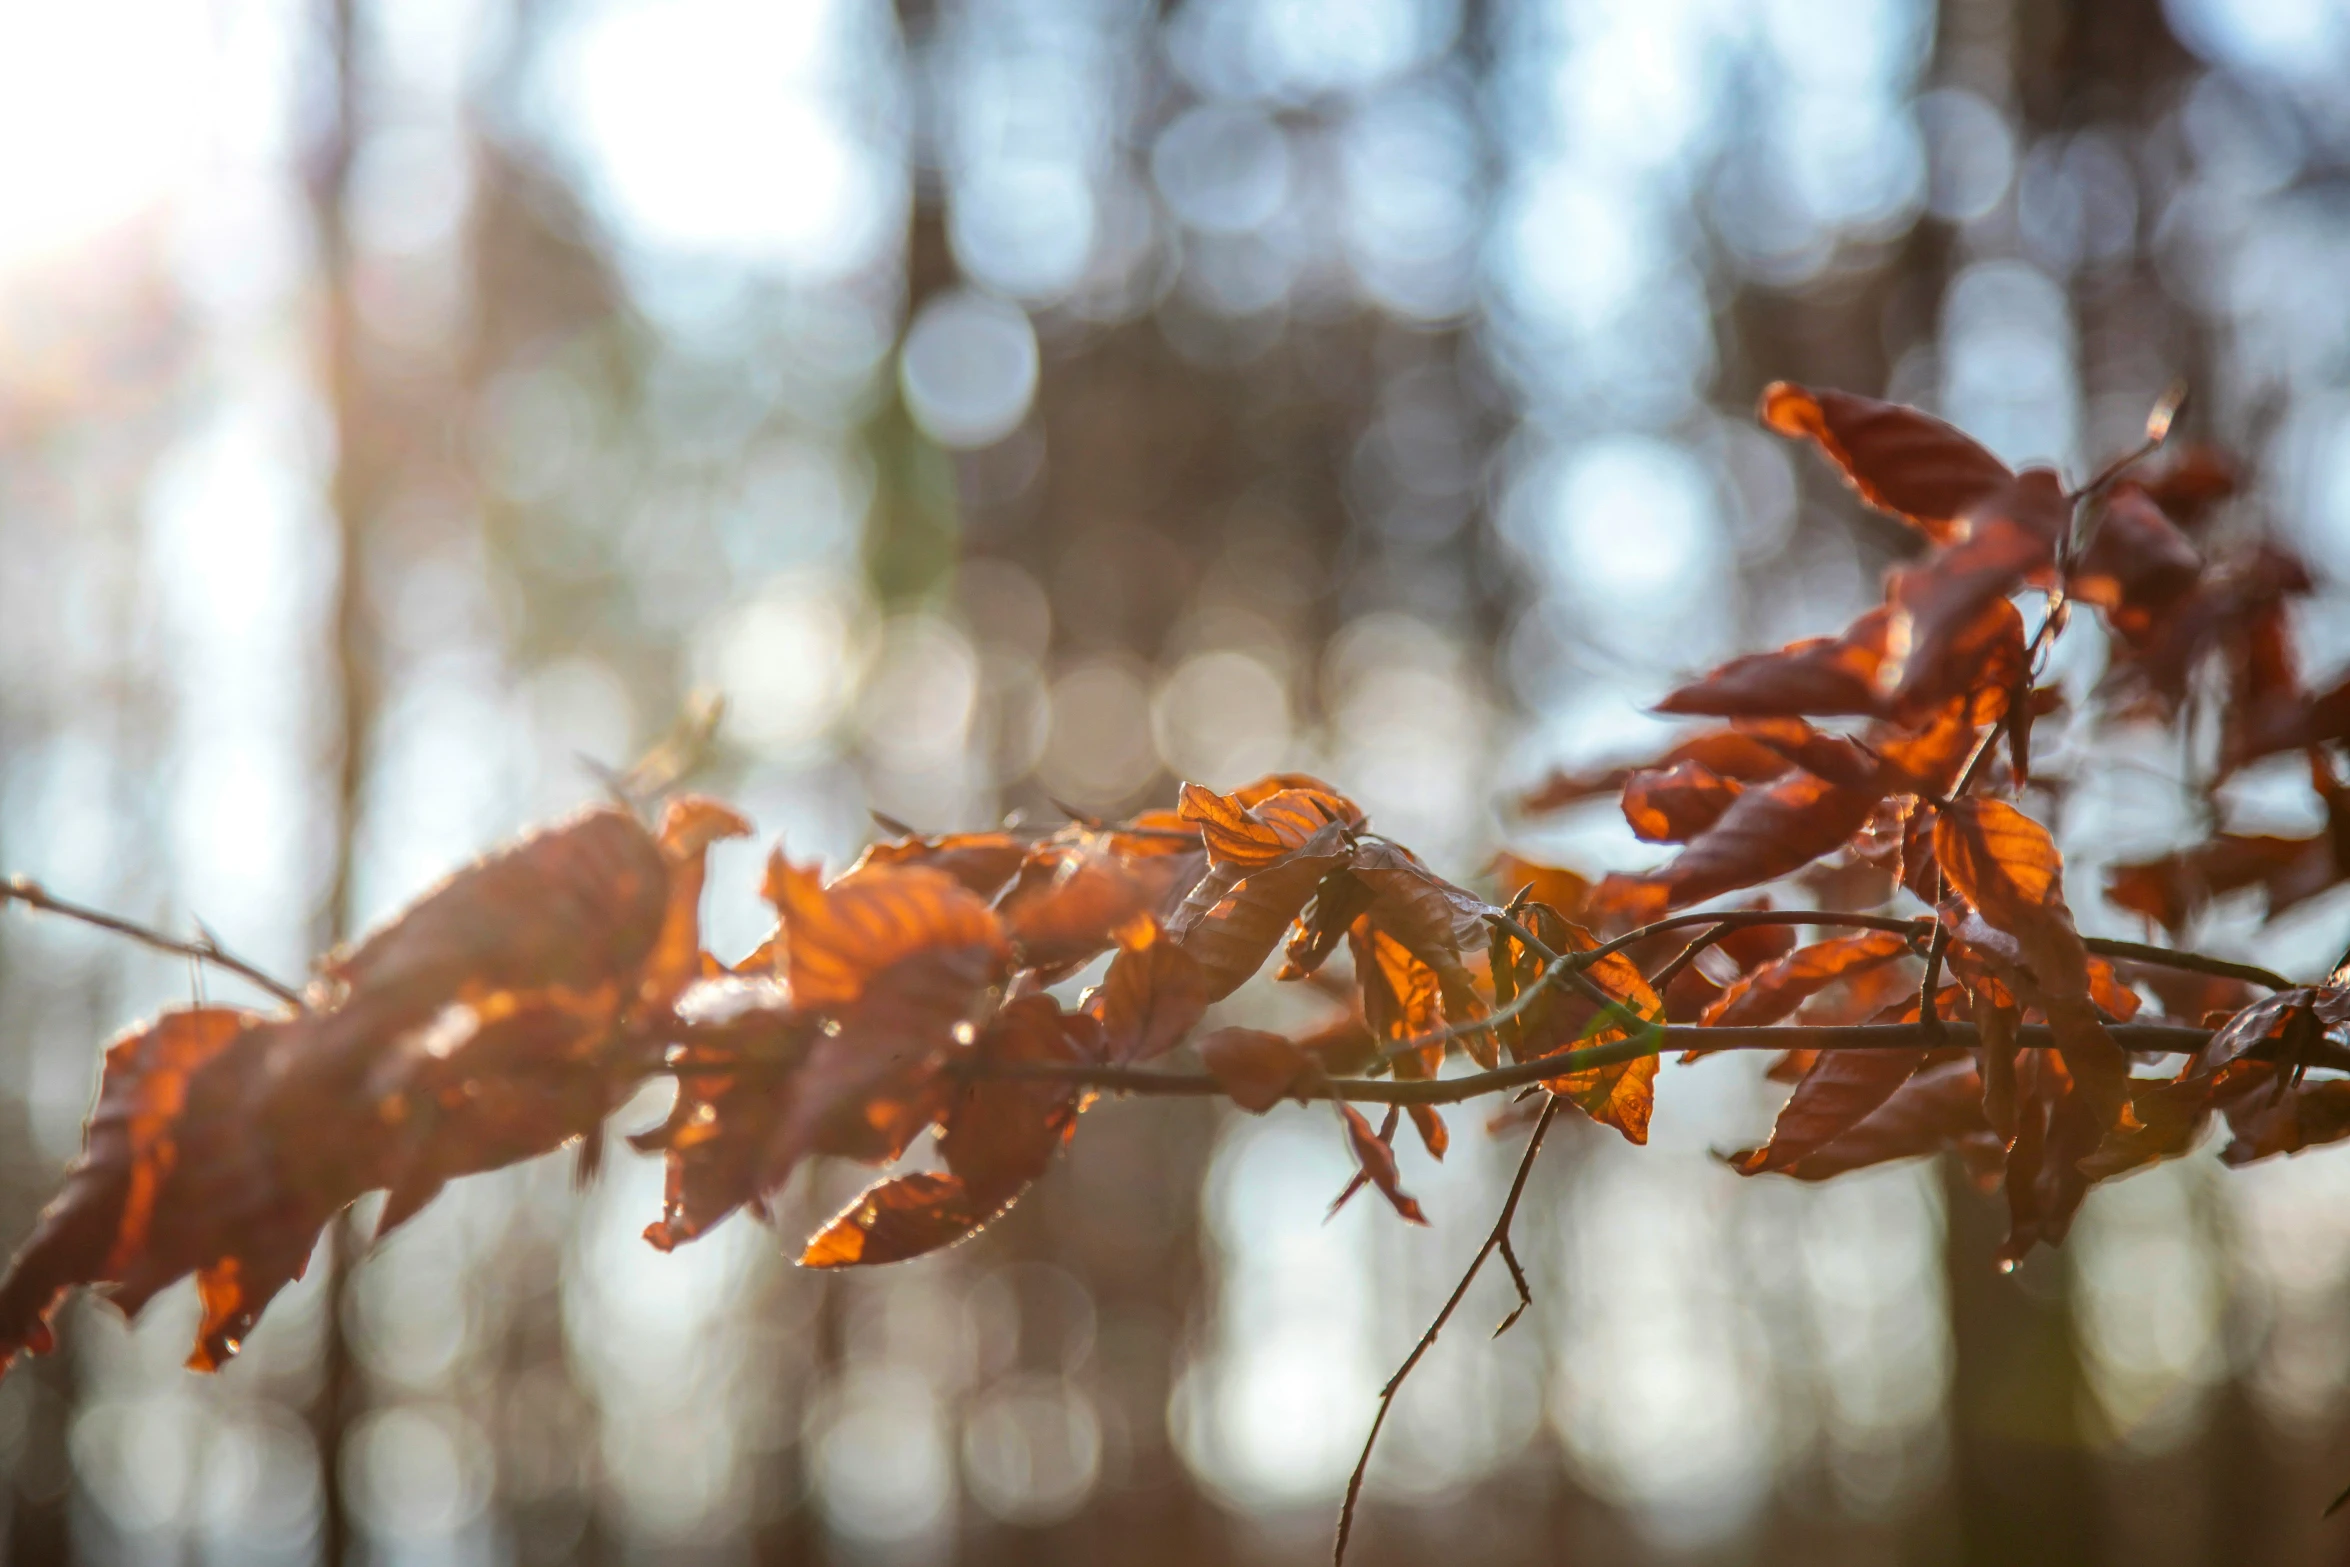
1999, 1049, 2106, 1263
763, 853, 1007, 1009
1621, 761, 1745, 843
847, 829, 1029, 900
1087, 917, 1210, 1064
1935, 800, 2129, 1124
0, 1009, 266, 1372
1199, 1027, 1313, 1112
2071, 483, 2203, 643
1514, 730, 1792, 816
1759, 381, 2018, 544
800, 1172, 1001, 1267
324, 805, 672, 1032
938, 995, 1093, 1200
1487, 853, 1594, 921
1278, 868, 1379, 980
634, 992, 813, 1252
1701, 930, 1914, 1028
1177, 782, 1359, 870
1775, 1054, 1996, 1181
1590, 770, 1882, 927
995, 848, 1149, 970
2106, 831, 2340, 935
1166, 821, 1354, 999
638, 796, 755, 1013
1661, 599, 2026, 730
1730, 1047, 1932, 1175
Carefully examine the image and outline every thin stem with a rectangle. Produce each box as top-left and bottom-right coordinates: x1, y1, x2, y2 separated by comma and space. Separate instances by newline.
1, 877, 307, 1009
1333, 1096, 1559, 1567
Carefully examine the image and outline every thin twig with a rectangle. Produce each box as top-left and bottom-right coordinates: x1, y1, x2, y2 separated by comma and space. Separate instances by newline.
1648, 919, 1735, 995
1, 877, 306, 1008
2082, 936, 2291, 992
1919, 889, 1950, 1040
1333, 1096, 1559, 1567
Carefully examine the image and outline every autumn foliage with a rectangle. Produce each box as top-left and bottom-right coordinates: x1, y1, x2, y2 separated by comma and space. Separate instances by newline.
6, 378, 2350, 1551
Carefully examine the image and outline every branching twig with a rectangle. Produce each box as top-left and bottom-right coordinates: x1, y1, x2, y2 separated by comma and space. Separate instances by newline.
1333, 1095, 1560, 1567
1, 877, 307, 1009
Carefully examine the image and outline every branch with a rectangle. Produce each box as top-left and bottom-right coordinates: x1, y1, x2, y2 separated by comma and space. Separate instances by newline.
1333, 1096, 1559, 1567
988, 1020, 2222, 1106
1, 877, 307, 1009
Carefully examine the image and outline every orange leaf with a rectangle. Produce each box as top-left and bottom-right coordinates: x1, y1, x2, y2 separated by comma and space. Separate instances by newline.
1177, 782, 1357, 869
763, 852, 1006, 1009
1087, 917, 1210, 1063
1590, 770, 1882, 927
846, 828, 1029, 901
996, 848, 1149, 970
1166, 821, 1354, 999
324, 805, 672, 1029
800, 1172, 1001, 1267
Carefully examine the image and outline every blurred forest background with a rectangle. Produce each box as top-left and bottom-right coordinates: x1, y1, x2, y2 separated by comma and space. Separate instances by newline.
3, 0, 2350, 1563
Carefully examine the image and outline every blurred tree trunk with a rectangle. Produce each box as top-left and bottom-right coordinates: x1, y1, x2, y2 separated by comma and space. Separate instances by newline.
307, 0, 375, 1559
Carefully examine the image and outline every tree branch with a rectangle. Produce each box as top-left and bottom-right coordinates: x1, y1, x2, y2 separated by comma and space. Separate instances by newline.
989, 1020, 2221, 1106
1, 877, 307, 1009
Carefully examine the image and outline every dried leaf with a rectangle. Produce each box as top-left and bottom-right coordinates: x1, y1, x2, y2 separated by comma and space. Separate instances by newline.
1759, 381, 2018, 545
1935, 800, 2129, 1124
1087, 917, 1210, 1064
1199, 1027, 1312, 1112
763, 853, 1007, 1009
800, 1172, 1001, 1268
1337, 1102, 1426, 1224
1177, 782, 1358, 870
1166, 821, 1354, 999
1700, 929, 1914, 1028
1621, 761, 1745, 844
1730, 1048, 1932, 1175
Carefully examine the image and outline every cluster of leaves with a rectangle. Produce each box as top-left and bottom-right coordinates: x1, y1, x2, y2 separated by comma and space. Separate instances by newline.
3, 380, 2347, 1493
0, 762, 1662, 1374
1517, 381, 2350, 1261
